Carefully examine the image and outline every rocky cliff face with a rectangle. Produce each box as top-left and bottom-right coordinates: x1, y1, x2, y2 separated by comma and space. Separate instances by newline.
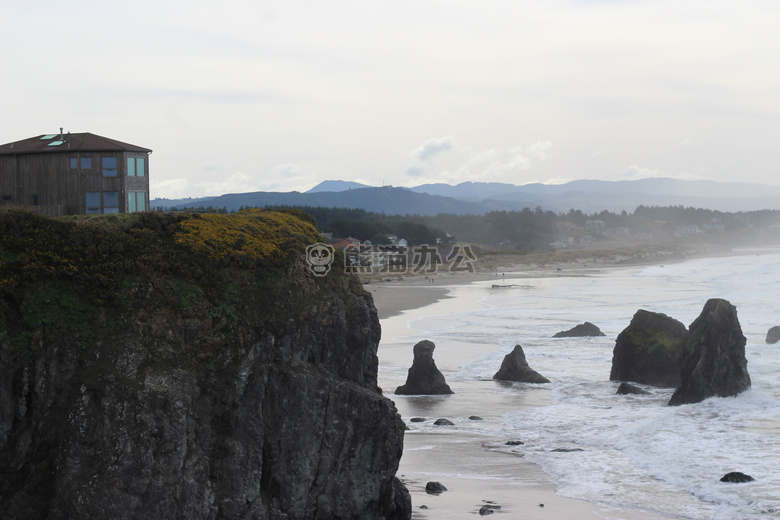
668, 298, 751, 406
0, 210, 410, 519
610, 310, 688, 387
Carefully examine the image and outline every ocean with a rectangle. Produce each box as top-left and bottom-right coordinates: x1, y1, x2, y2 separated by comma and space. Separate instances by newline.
378, 249, 780, 519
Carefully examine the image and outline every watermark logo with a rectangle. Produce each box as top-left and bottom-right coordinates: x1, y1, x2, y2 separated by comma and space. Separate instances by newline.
308, 242, 477, 276
305, 242, 335, 276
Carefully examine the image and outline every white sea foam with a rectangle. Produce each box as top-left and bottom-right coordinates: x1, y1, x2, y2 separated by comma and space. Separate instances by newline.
381, 249, 780, 519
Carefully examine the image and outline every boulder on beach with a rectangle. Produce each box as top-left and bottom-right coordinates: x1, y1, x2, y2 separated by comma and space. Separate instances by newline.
493, 345, 550, 384
669, 299, 751, 406
610, 310, 688, 388
553, 322, 605, 337
425, 481, 448, 494
766, 326, 780, 344
395, 340, 454, 395
720, 472, 755, 483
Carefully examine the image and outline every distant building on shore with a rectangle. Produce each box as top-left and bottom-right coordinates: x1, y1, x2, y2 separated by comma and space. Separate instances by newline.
0, 130, 151, 216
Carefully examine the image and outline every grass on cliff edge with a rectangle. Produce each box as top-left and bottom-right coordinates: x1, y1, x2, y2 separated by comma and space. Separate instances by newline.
0, 209, 325, 338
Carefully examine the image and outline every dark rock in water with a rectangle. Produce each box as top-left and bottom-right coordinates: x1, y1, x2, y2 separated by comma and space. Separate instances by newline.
616, 382, 651, 395
469, 415, 483, 421
552, 448, 584, 452
434, 418, 454, 426
553, 321, 605, 337
766, 326, 780, 344
419, 504, 428, 509
395, 340, 454, 395
410, 417, 426, 422
720, 472, 755, 483
610, 309, 688, 387
669, 299, 751, 406
505, 440, 524, 445
425, 481, 448, 494
493, 345, 550, 383
479, 505, 495, 515
0, 211, 410, 520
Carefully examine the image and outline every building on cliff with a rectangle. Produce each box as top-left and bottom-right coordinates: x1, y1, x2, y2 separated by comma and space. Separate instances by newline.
0, 130, 151, 215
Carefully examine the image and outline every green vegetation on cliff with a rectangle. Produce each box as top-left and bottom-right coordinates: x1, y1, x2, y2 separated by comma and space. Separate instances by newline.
0, 208, 328, 352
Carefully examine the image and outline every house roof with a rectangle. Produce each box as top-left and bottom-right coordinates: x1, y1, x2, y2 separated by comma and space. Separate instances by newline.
0, 132, 152, 156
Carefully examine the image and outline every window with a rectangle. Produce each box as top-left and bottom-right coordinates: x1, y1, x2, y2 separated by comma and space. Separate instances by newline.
32, 194, 39, 206
127, 157, 146, 177
71, 157, 92, 169
104, 192, 119, 213
102, 156, 118, 176
86, 192, 101, 214
128, 191, 146, 213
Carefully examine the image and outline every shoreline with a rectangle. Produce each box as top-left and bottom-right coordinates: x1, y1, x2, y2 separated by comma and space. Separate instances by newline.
373, 246, 780, 520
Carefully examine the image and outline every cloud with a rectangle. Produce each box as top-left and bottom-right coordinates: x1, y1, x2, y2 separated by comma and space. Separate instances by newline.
621, 165, 663, 181
413, 136, 456, 162
401, 139, 555, 187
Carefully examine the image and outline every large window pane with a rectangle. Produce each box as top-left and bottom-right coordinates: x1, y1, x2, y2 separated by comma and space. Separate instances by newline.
81, 157, 92, 169
127, 157, 136, 176
86, 192, 101, 214
137, 158, 145, 176
104, 192, 119, 211
136, 192, 146, 212
102, 156, 118, 176
70, 157, 77, 169
128, 192, 136, 212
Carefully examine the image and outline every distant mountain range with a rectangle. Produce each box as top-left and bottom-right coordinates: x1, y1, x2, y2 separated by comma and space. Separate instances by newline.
151, 178, 780, 215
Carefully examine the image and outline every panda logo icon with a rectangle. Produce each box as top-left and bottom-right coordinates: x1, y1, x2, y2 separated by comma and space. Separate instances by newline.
306, 243, 335, 276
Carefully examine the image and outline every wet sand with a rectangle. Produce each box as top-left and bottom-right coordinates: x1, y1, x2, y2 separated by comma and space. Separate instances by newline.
373, 268, 678, 520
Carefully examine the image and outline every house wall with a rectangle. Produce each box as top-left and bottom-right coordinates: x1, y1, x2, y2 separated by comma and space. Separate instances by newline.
0, 151, 150, 215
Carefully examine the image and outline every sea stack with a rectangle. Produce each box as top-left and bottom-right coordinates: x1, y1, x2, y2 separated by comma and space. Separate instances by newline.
553, 322, 605, 337
669, 299, 751, 406
610, 310, 688, 387
493, 344, 550, 383
395, 340, 454, 395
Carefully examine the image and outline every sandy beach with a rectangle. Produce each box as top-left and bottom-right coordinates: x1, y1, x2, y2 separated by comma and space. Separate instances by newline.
369, 259, 684, 520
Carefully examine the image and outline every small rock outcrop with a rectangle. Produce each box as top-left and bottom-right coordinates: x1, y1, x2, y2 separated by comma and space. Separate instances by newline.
610, 310, 688, 387
669, 299, 751, 406
616, 382, 650, 395
720, 472, 755, 483
395, 340, 453, 395
493, 345, 550, 383
553, 322, 605, 337
425, 482, 448, 494
766, 326, 780, 344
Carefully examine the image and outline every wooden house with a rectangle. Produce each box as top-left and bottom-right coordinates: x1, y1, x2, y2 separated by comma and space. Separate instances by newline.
0, 130, 152, 215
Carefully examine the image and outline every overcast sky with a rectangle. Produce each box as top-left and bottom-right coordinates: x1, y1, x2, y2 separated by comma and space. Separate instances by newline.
3, 1, 780, 199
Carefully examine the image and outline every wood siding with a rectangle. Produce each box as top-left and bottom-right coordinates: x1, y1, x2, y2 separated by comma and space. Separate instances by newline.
0, 151, 150, 215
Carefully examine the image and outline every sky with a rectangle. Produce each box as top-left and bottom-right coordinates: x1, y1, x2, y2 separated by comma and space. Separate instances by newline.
3, 1, 780, 199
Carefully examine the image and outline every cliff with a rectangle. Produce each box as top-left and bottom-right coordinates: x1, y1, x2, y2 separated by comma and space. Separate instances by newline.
0, 209, 410, 519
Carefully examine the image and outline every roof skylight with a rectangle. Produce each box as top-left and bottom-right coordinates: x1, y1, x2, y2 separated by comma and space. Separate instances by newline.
40, 134, 58, 140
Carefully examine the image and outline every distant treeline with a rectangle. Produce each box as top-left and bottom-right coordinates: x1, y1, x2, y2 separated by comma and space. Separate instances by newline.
201, 204, 780, 249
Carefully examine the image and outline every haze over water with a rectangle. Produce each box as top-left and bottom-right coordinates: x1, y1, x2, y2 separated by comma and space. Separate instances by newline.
379, 249, 780, 519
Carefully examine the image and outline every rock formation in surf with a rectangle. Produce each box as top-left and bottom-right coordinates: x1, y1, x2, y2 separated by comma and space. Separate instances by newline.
0, 210, 411, 520
766, 326, 780, 344
493, 344, 550, 383
668, 298, 751, 406
610, 310, 688, 387
553, 322, 605, 337
395, 340, 453, 395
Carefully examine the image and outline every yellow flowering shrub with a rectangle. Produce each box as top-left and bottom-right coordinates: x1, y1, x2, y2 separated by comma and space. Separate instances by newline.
174, 209, 321, 266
